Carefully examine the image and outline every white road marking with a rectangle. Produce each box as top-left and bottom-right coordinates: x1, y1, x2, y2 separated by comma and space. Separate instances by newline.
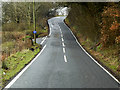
61, 31, 62, 34
64, 55, 67, 62
59, 27, 61, 32
62, 42, 65, 47
58, 24, 63, 35
40, 36, 47, 45
63, 47, 66, 53
62, 38, 64, 42
49, 27, 51, 36
63, 22, 120, 84
5, 45, 47, 88
58, 24, 68, 63
59, 26, 62, 34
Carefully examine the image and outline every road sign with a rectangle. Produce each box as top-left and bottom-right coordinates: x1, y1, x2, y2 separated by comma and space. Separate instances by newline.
33, 30, 37, 34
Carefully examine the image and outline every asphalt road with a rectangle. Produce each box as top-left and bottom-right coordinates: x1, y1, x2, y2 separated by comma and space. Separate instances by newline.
5, 16, 120, 88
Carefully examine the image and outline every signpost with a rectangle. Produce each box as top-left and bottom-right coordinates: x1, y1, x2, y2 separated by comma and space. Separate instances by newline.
33, 0, 36, 44
33, 30, 37, 34
33, 30, 36, 44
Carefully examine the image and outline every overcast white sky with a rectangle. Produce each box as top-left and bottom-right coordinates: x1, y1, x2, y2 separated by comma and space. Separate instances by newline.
56, 7, 69, 16
1, 0, 119, 2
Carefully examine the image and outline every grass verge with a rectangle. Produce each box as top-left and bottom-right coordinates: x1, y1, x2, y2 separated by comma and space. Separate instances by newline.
1, 45, 41, 88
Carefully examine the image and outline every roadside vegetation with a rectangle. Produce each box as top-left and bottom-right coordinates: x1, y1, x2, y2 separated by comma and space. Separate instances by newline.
65, 2, 120, 80
2, 44, 41, 88
1, 2, 58, 88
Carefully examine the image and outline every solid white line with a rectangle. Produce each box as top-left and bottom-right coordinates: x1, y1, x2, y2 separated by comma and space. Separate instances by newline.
63, 47, 66, 53
63, 21, 120, 84
62, 42, 65, 47
64, 55, 67, 62
49, 27, 51, 36
4, 45, 47, 88
62, 38, 64, 42
40, 36, 47, 45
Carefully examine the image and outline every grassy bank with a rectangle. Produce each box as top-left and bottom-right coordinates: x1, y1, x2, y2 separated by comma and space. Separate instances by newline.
1, 44, 41, 88
65, 19, 120, 81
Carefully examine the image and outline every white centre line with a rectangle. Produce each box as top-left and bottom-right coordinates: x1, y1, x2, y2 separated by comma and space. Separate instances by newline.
58, 24, 62, 33
59, 28, 61, 32
63, 47, 66, 53
62, 42, 65, 47
58, 22, 68, 63
64, 55, 67, 62
62, 38, 64, 42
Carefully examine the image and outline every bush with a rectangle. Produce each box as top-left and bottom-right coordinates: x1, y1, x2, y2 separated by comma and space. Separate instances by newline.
2, 60, 8, 70
2, 31, 25, 43
2, 41, 16, 55
2, 23, 29, 32
2, 31, 33, 60
100, 4, 120, 47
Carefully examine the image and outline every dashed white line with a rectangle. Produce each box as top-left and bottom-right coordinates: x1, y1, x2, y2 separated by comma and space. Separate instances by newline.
63, 47, 66, 53
62, 42, 65, 47
64, 55, 67, 62
61, 31, 62, 34
60, 29, 62, 34
58, 24, 62, 31
58, 24, 68, 63
59, 28, 61, 32
62, 38, 64, 42
5, 45, 47, 88
40, 36, 47, 45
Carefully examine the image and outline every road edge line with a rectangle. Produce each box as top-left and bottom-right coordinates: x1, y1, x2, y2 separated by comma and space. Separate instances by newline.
4, 45, 47, 88
40, 36, 47, 45
63, 21, 120, 85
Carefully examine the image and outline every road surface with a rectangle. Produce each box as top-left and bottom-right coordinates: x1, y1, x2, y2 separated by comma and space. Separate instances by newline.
5, 16, 120, 88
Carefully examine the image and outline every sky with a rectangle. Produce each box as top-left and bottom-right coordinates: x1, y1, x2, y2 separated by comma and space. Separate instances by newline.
1, 0, 119, 2
56, 7, 69, 16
